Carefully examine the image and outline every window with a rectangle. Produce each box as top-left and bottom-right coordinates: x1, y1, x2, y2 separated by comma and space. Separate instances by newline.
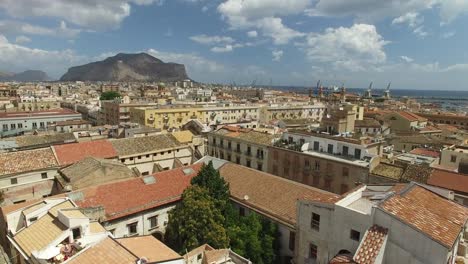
227, 154, 231, 161
29, 217, 38, 223
149, 215, 158, 229
32, 122, 37, 128
304, 160, 310, 168
41, 172, 47, 179
127, 222, 138, 235
327, 144, 333, 154
247, 146, 251, 156
146, 154, 150, 158
354, 149, 361, 159
350, 229, 361, 241
121, 159, 126, 163
142, 172, 149, 176
246, 160, 251, 168
289, 231, 296, 251
309, 244, 317, 259
197, 254, 202, 261
10, 178, 18, 185
236, 143, 241, 152
39, 122, 45, 128
314, 161, 320, 171
288, 137, 293, 144
313, 141, 319, 151
2, 124, 7, 131
342, 167, 349, 178
342, 146, 349, 156
311, 213, 320, 231
228, 141, 232, 149
236, 156, 240, 164
239, 207, 245, 217
212, 138, 216, 144
257, 163, 263, 171
451, 155, 457, 163
72, 228, 81, 239
10, 123, 15, 129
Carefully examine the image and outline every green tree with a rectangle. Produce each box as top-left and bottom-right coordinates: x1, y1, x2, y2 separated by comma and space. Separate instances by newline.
191, 161, 230, 211
100, 91, 121, 100
165, 186, 229, 253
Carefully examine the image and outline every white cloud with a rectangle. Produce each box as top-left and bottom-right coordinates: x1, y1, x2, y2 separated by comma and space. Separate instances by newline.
211, 45, 234, 53
0, 20, 82, 38
442, 31, 456, 39
247, 30, 258, 37
400, 56, 414, 63
412, 26, 428, 37
0, 34, 86, 77
190, 34, 235, 45
439, 0, 468, 24
0, 0, 163, 30
256, 17, 305, 45
302, 24, 387, 71
15, 35, 31, 43
147, 48, 225, 74
217, 0, 307, 44
306, 0, 468, 25
392, 12, 424, 28
272, 49, 283, 61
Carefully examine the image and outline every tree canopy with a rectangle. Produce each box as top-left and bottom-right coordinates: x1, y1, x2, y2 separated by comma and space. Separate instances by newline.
166, 161, 280, 263
165, 186, 229, 252
100, 91, 121, 100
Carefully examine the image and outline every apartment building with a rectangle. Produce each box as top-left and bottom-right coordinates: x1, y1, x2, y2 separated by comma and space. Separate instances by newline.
295, 183, 468, 264
320, 104, 363, 135
100, 100, 157, 125
440, 145, 468, 170
385, 111, 428, 132
0, 109, 82, 137
0, 148, 59, 205
207, 126, 276, 172
258, 103, 326, 124
418, 112, 468, 130
131, 105, 260, 131
217, 162, 340, 264
268, 131, 382, 194
66, 164, 202, 240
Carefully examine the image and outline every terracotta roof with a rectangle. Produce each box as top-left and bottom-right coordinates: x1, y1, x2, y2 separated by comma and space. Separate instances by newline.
13, 201, 73, 256
71, 164, 202, 221
53, 140, 118, 166
0, 147, 58, 176
10, 133, 76, 148
353, 225, 388, 264
58, 157, 136, 190
409, 148, 440, 158
219, 163, 340, 226
216, 126, 276, 145
401, 164, 433, 183
370, 163, 405, 181
396, 111, 427, 122
355, 119, 381, 128
110, 134, 181, 157
428, 169, 468, 194
172, 130, 194, 143
379, 184, 468, 248
117, 236, 182, 263
329, 254, 356, 264
67, 237, 137, 264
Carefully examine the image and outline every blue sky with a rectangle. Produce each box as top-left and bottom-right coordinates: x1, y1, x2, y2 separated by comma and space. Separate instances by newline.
1, 0, 468, 90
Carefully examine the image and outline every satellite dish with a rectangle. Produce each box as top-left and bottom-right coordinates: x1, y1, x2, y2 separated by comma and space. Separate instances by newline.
243, 195, 249, 201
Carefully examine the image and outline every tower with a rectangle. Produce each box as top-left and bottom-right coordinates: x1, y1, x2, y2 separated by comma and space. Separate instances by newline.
340, 84, 346, 103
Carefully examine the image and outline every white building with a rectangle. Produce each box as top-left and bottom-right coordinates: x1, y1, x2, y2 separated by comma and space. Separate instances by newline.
295, 183, 468, 264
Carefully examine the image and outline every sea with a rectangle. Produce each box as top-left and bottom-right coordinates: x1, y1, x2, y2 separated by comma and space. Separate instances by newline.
267, 86, 468, 113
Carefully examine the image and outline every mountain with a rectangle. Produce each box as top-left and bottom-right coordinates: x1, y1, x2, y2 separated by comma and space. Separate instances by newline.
0, 70, 49, 82
60, 53, 190, 82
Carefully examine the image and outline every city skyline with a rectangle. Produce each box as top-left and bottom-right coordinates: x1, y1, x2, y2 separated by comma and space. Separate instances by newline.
1, 0, 468, 90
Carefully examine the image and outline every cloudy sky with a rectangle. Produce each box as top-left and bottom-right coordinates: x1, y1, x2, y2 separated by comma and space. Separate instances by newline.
1, 0, 468, 90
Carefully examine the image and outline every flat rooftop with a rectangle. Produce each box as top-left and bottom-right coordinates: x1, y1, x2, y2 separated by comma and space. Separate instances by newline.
0, 109, 80, 119
302, 150, 371, 167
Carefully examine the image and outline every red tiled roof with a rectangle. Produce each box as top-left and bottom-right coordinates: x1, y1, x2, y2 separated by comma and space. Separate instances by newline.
73, 164, 202, 221
219, 163, 340, 226
428, 169, 468, 194
409, 148, 440, 158
379, 184, 468, 248
53, 140, 118, 166
397, 111, 427, 122
353, 225, 388, 264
